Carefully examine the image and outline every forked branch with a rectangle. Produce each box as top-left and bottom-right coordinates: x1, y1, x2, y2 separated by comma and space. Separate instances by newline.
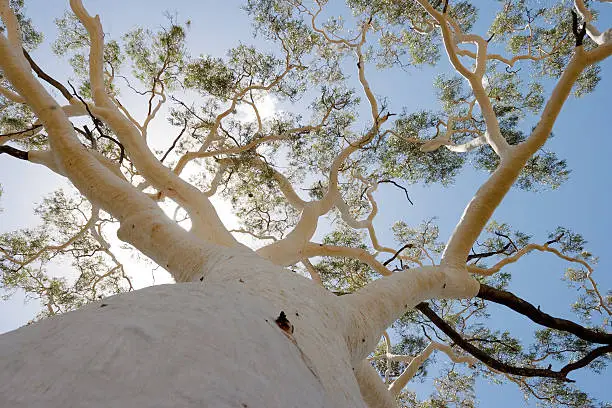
415, 302, 611, 382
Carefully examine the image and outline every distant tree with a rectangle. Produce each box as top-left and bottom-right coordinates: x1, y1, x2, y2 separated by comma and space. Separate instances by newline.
0, 0, 611, 406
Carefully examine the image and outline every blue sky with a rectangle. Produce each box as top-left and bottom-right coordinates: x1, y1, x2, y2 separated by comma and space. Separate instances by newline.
1, 0, 611, 406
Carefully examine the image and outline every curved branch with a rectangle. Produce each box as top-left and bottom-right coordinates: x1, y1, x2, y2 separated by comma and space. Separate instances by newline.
301, 258, 323, 286
303, 242, 392, 277
0, 84, 25, 103
388, 341, 475, 396
69, 0, 237, 247
441, 46, 601, 267
467, 241, 611, 316
340, 265, 478, 365
415, 302, 611, 382
0, 7, 231, 283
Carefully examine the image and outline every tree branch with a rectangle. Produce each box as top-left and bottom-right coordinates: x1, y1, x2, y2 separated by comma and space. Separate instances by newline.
0, 124, 43, 142
22, 49, 73, 101
70, 0, 237, 248
340, 265, 478, 365
571, 10, 588, 47
477, 284, 612, 344
0, 144, 28, 160
67, 81, 125, 163
160, 118, 188, 163
466, 242, 512, 261
378, 179, 414, 205
383, 243, 414, 266
415, 302, 611, 382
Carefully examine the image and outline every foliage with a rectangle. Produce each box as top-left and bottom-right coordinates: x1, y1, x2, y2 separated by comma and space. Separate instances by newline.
1, 0, 611, 406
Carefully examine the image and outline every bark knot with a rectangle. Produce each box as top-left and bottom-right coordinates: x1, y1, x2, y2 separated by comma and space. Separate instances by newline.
275, 311, 294, 334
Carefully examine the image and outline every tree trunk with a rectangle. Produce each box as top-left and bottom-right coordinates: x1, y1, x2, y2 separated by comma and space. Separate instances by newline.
0, 255, 372, 408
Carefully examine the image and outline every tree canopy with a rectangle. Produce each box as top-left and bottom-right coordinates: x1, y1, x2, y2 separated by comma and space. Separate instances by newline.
0, 0, 611, 407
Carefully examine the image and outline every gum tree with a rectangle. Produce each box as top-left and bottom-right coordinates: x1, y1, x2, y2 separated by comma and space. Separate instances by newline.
0, 0, 611, 406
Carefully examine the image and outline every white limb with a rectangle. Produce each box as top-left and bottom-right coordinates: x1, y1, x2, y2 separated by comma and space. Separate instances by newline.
421, 133, 488, 153
442, 43, 612, 267
335, 177, 387, 251
141, 86, 166, 140
90, 223, 111, 250
301, 258, 323, 286
0, 84, 25, 103
0, 1, 26, 70
59, 99, 89, 118
29, 147, 125, 181
415, 1, 509, 158
369, 353, 416, 363
341, 174, 424, 266
115, 97, 143, 130
31, 100, 99, 127
69, 0, 237, 248
341, 265, 478, 365
256, 200, 327, 265
171, 59, 297, 176
383, 331, 392, 383
303, 242, 394, 277
354, 359, 398, 408
173, 101, 335, 177
0, 17, 234, 284
203, 160, 230, 197
27, 149, 65, 175
256, 20, 384, 267
420, 113, 487, 154
388, 341, 476, 397
388, 343, 435, 396
442, 135, 487, 153
250, 156, 307, 209
256, 122, 390, 266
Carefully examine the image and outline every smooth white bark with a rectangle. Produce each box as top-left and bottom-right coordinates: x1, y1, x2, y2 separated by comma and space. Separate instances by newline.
1, 1, 611, 405
0, 280, 358, 408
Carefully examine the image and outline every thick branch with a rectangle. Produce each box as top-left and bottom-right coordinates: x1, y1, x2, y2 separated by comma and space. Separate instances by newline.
354, 359, 398, 408
442, 47, 600, 267
0, 7, 232, 283
341, 266, 478, 365
415, 302, 610, 382
477, 284, 612, 344
69, 0, 237, 247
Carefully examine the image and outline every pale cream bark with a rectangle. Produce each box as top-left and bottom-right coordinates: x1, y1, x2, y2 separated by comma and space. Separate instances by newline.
1, 0, 611, 406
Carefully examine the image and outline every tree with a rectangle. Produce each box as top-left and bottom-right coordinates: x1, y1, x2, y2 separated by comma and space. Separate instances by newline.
0, 0, 611, 406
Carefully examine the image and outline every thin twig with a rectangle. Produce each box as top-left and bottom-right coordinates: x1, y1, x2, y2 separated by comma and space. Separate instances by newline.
378, 179, 414, 205
161, 119, 188, 162
67, 81, 125, 164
